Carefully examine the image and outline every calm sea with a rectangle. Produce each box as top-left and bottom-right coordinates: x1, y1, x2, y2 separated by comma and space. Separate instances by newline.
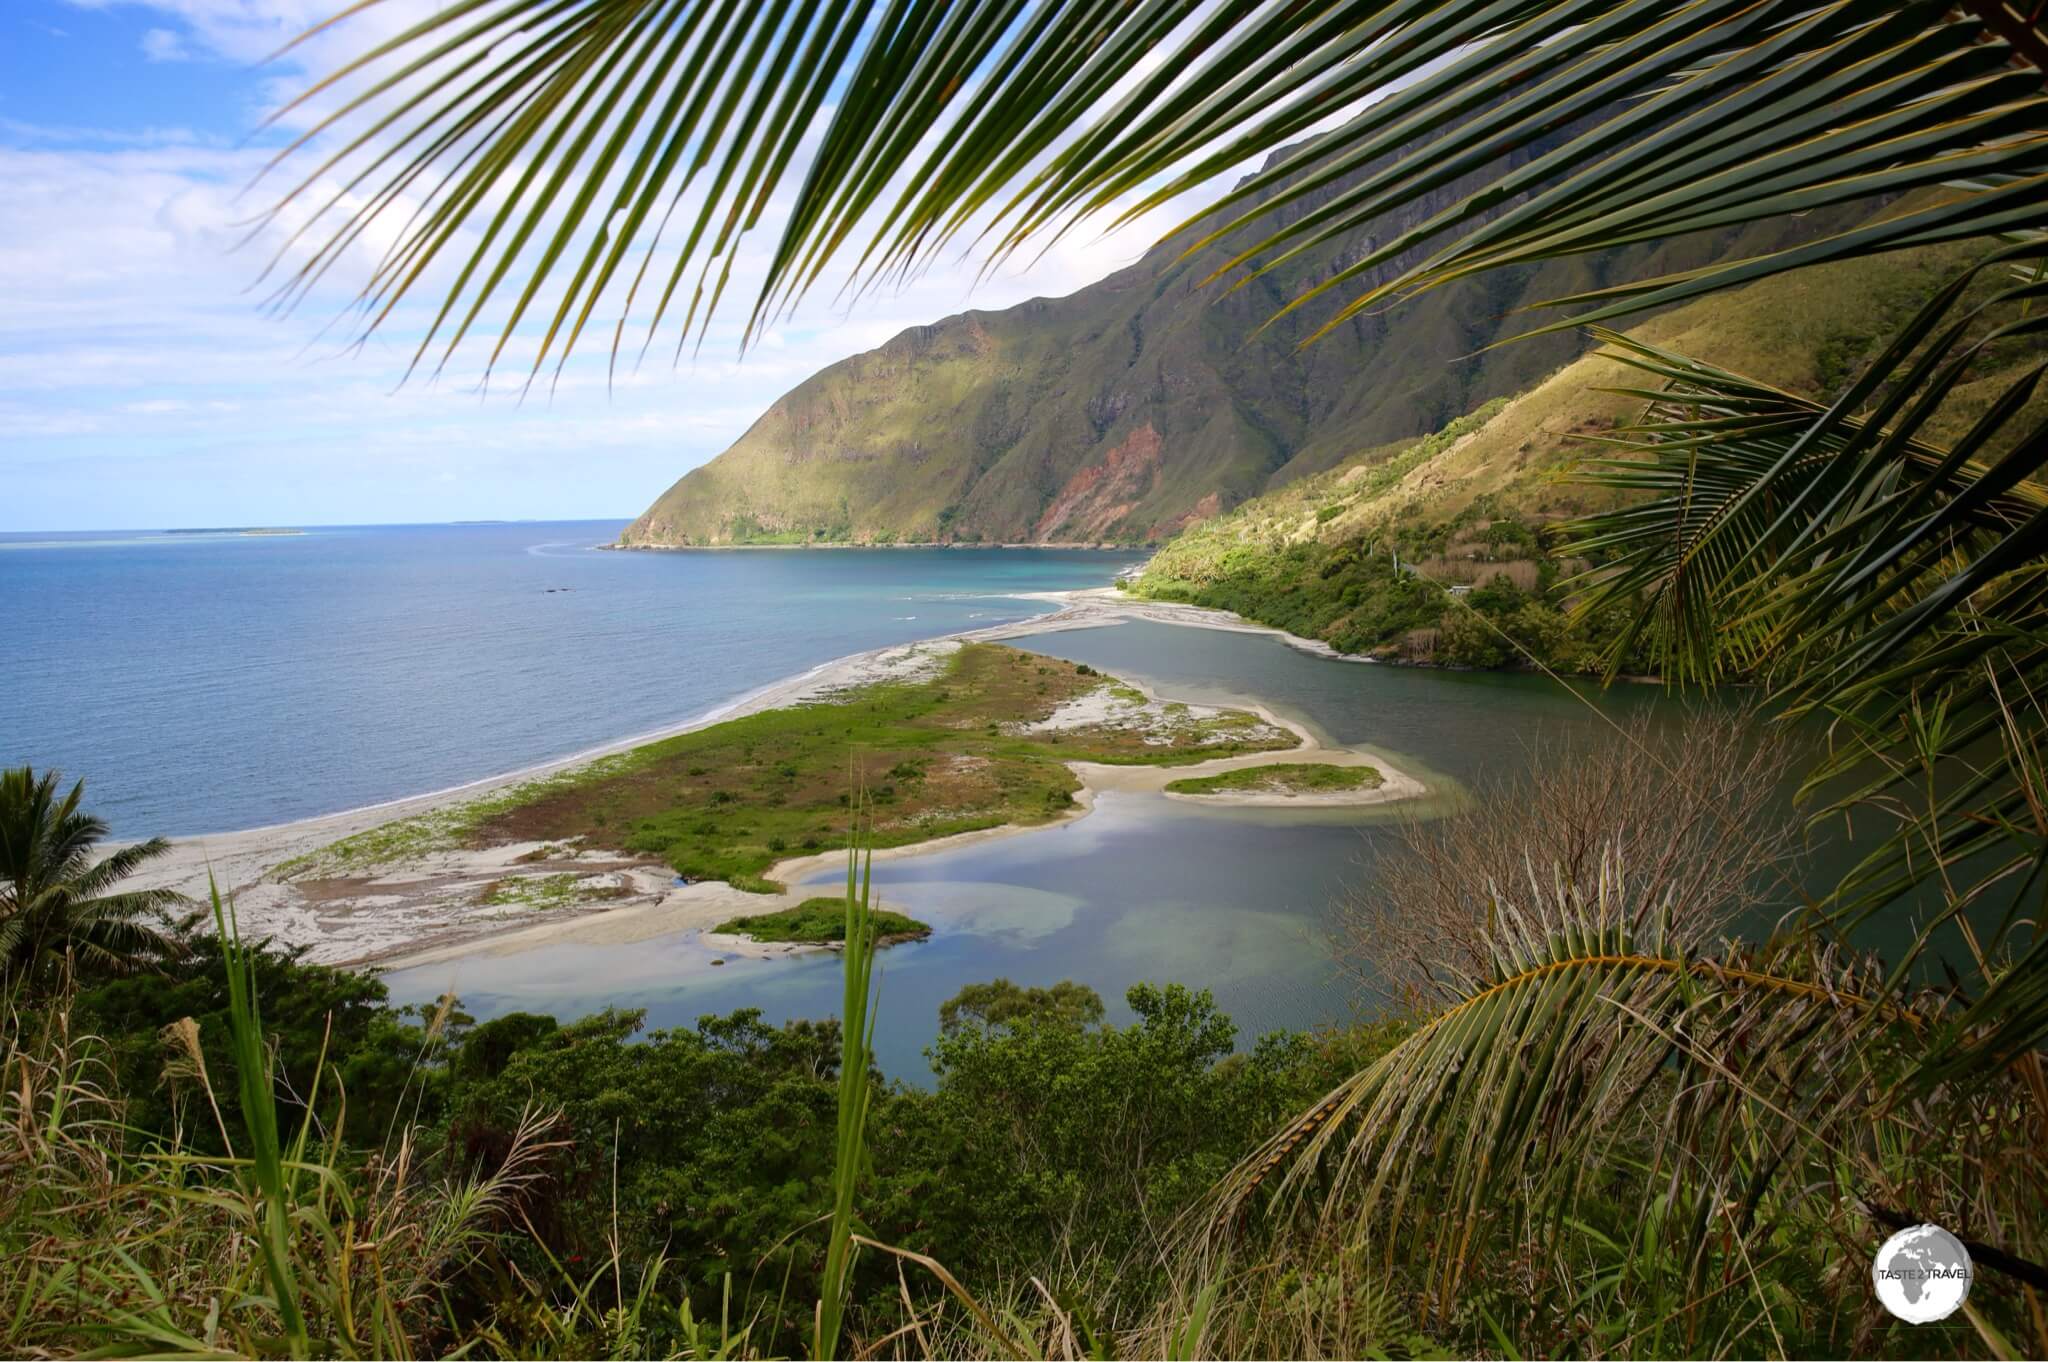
0, 523, 1142, 836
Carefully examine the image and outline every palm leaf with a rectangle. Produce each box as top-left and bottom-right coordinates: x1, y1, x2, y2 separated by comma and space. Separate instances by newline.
265, 1, 2048, 380
1193, 855, 1931, 1302
1561, 244, 2048, 1077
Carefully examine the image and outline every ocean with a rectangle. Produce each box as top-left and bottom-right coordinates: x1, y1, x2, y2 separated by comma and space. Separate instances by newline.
8, 520, 1867, 1073
0, 523, 1143, 836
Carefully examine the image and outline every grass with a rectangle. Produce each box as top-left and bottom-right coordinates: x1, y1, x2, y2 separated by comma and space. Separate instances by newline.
1164, 763, 1382, 796
272, 751, 647, 880
818, 833, 878, 1361
0, 881, 560, 1358
287, 643, 1294, 894
715, 895, 931, 945
479, 873, 631, 910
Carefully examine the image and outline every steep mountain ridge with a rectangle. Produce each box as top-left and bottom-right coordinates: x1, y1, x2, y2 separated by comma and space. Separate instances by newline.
622, 136, 1852, 548
1128, 235, 2048, 672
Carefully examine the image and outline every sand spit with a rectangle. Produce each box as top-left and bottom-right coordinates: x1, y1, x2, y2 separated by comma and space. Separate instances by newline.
128, 591, 1421, 968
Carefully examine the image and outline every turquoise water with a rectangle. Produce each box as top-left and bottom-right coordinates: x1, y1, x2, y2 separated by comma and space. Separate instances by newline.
0, 525, 1140, 835
385, 621, 1771, 1077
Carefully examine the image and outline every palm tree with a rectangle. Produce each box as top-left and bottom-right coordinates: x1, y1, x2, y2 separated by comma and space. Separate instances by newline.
0, 767, 184, 989
267, 0, 2048, 1056
257, 2, 2048, 383
266, 1, 2048, 1342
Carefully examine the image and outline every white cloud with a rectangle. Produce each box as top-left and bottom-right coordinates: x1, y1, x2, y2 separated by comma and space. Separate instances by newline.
8, 0, 1285, 530
140, 27, 189, 61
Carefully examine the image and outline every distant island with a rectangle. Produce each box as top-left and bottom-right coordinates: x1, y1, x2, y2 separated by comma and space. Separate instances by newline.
164, 527, 305, 537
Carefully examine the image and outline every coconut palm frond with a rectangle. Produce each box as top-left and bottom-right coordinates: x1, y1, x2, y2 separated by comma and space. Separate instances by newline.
1194, 856, 1929, 1298
1565, 238, 2048, 687
1558, 243, 2048, 1079
268, 1, 2048, 379
63, 837, 175, 896
0, 768, 184, 987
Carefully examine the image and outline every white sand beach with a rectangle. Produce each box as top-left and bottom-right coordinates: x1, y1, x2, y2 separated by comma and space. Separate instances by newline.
131, 588, 1421, 968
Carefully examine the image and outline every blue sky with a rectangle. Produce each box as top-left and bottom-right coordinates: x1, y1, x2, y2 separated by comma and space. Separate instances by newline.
0, 2, 1175, 530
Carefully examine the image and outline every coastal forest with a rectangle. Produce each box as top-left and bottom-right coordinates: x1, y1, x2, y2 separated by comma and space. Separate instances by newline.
8, 3, 2048, 1361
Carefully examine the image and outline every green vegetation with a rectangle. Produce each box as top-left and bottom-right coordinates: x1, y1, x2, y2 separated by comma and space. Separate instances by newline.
117, 3, 2048, 1354
1163, 763, 1380, 796
1124, 386, 1633, 672
285, 644, 1293, 891
6, 874, 1396, 1358
0, 766, 184, 986
13, 738, 2048, 1358
715, 895, 931, 945
1135, 466, 1635, 672
936, 977, 1105, 1032
478, 873, 629, 911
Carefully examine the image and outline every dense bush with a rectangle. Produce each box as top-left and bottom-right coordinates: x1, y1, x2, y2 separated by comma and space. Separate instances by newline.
1139, 507, 1655, 674
41, 939, 1400, 1355
75, 934, 442, 1149
14, 870, 2043, 1358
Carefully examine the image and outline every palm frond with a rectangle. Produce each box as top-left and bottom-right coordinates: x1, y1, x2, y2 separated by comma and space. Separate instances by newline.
1562, 250, 2048, 684
68, 833, 169, 879
1195, 855, 1928, 1302
268, 1, 2048, 380
1561, 243, 2048, 1076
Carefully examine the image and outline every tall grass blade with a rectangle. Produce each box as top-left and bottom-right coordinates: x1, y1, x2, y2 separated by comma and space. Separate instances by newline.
209, 873, 311, 1358
814, 806, 875, 1360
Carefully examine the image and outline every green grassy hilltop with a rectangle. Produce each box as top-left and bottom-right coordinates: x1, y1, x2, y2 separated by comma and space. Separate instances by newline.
1131, 234, 2048, 673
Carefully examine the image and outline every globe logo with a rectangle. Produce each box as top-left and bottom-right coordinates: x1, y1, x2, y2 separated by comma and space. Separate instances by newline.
1872, 1223, 1972, 1323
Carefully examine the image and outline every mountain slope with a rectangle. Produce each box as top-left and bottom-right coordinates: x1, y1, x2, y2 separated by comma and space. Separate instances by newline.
621, 136, 1853, 548
1128, 236, 2048, 671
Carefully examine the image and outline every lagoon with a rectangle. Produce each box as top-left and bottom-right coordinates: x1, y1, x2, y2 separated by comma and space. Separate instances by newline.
383, 621, 1728, 1076
6, 523, 1851, 1079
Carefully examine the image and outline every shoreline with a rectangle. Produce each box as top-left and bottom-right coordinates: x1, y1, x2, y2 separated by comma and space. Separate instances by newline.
133, 588, 1423, 969
378, 698, 1421, 973
606, 539, 1148, 552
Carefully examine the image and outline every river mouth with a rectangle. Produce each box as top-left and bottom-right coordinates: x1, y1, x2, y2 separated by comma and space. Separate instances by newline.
384, 619, 1733, 1078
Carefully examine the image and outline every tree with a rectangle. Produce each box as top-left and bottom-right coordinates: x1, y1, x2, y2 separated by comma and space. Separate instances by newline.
76, 933, 429, 1149
1433, 605, 1506, 669
936, 977, 1104, 1033
0, 767, 183, 989
266, 4, 2048, 1346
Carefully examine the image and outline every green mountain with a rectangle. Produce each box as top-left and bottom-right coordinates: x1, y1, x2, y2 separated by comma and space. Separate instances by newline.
620, 143, 1848, 548
1129, 235, 2046, 672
